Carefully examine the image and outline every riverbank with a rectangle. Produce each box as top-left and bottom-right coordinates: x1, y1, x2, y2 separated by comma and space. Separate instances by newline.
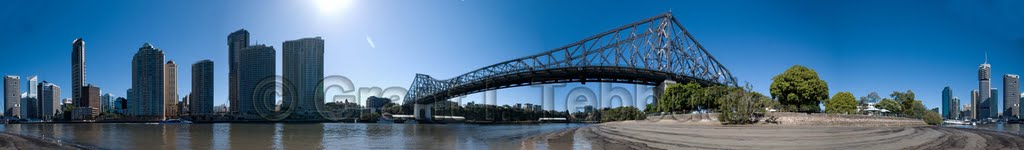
523, 113, 1024, 149
0, 132, 90, 149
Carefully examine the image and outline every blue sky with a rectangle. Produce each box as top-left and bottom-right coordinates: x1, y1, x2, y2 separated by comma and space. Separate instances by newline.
1, 0, 1022, 112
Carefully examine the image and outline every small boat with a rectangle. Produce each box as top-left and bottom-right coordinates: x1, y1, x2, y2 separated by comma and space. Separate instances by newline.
943, 120, 973, 125
159, 119, 193, 124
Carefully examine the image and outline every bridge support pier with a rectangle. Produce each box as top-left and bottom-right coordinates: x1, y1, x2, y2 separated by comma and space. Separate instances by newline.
414, 103, 434, 122
652, 80, 677, 111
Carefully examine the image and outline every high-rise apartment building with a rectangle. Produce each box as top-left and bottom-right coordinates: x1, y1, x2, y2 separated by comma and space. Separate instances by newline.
72, 38, 86, 108
239, 44, 275, 119
991, 88, 999, 119
131, 43, 165, 118
191, 60, 214, 117
38, 82, 60, 121
4, 75, 20, 118
942, 86, 952, 119
972, 90, 979, 120
1005, 74, 1020, 119
164, 61, 178, 119
283, 37, 324, 117
228, 29, 250, 115
951, 97, 960, 120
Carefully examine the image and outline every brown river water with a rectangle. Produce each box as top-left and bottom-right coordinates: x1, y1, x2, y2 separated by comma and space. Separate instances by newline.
1, 123, 589, 150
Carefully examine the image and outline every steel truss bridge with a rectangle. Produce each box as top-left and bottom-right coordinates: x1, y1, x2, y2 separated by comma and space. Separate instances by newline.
404, 12, 737, 119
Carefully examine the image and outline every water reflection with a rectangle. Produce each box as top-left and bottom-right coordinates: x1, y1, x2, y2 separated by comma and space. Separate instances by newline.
2, 123, 586, 150
950, 123, 1024, 135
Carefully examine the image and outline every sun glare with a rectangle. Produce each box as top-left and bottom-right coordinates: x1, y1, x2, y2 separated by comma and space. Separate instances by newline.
316, 0, 351, 14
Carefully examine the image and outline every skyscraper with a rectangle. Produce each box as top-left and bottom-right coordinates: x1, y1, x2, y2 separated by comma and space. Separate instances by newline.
4, 75, 20, 118
72, 38, 86, 108
38, 82, 60, 121
951, 97, 960, 120
1005, 74, 1020, 119
239, 44, 275, 119
283, 37, 324, 117
115, 97, 127, 114
101, 93, 114, 113
191, 60, 214, 117
27, 76, 36, 98
131, 43, 165, 118
126, 88, 132, 114
971, 90, 979, 120
979, 62, 991, 119
942, 86, 952, 119
991, 88, 999, 118
164, 61, 178, 119
228, 29, 250, 115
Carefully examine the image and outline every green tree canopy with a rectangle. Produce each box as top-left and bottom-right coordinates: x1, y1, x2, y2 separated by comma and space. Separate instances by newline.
656, 82, 732, 113
601, 106, 646, 122
859, 92, 881, 105
770, 65, 830, 113
825, 92, 858, 114
923, 111, 942, 125
876, 98, 901, 113
658, 82, 703, 112
890, 90, 917, 117
718, 83, 775, 124
909, 100, 927, 118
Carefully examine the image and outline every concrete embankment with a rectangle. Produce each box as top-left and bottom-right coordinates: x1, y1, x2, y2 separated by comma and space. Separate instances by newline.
524, 113, 1024, 149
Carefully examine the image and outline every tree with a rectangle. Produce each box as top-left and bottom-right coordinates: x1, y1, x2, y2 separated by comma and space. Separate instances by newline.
890, 90, 918, 117
825, 92, 858, 114
863, 92, 881, 103
770, 65, 830, 113
923, 111, 942, 125
698, 85, 730, 112
600, 106, 646, 122
658, 82, 704, 112
858, 92, 881, 112
909, 100, 927, 118
718, 84, 774, 124
876, 98, 901, 114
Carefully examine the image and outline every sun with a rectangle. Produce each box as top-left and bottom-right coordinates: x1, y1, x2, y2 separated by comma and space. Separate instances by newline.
316, 0, 352, 14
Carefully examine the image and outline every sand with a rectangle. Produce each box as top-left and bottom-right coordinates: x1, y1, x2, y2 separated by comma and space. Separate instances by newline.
524, 114, 1024, 150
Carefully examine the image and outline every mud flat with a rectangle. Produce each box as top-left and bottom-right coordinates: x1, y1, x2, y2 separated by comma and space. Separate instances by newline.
0, 132, 89, 150
524, 113, 1024, 149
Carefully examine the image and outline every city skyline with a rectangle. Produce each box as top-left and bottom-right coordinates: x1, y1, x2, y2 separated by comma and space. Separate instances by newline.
1, 0, 1023, 111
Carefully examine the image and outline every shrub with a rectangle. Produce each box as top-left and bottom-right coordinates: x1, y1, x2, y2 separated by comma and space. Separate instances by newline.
923, 111, 942, 125
825, 92, 858, 114
600, 106, 646, 122
719, 84, 773, 125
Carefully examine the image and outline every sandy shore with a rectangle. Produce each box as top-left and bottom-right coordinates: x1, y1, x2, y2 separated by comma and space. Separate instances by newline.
0, 132, 89, 150
524, 114, 1024, 149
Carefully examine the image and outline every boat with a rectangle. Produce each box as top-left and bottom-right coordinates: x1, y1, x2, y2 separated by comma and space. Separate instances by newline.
943, 120, 973, 125
159, 119, 193, 124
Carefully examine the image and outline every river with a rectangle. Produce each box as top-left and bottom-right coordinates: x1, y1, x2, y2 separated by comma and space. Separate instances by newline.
0, 123, 589, 150
948, 123, 1024, 135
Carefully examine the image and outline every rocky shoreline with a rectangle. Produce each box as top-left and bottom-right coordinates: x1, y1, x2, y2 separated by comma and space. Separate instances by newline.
0, 132, 90, 150
523, 113, 1024, 149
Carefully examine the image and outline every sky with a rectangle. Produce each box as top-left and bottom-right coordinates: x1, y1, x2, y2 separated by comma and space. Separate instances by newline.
1, 0, 1022, 113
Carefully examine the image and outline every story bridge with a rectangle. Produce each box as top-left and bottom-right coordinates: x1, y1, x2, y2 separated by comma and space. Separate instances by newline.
404, 12, 737, 121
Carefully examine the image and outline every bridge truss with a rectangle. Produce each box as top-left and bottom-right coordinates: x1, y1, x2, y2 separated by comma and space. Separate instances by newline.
405, 12, 737, 104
